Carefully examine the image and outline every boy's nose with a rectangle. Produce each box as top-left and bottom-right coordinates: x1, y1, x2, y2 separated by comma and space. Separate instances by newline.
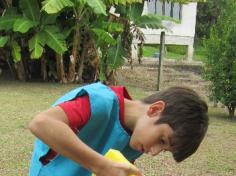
149, 147, 163, 156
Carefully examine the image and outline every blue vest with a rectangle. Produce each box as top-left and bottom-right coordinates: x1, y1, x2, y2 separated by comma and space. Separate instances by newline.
29, 82, 142, 176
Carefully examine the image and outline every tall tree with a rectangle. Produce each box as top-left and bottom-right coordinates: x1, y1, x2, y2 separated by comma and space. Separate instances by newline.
204, 0, 236, 118
196, 0, 226, 42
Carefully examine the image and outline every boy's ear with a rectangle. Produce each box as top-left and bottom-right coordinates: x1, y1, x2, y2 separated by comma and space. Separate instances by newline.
147, 101, 165, 117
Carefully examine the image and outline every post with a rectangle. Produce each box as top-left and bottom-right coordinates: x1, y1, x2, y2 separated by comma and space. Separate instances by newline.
187, 44, 194, 62
157, 31, 165, 91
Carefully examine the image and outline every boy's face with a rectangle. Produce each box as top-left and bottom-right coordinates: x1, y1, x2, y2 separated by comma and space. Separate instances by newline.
129, 101, 174, 155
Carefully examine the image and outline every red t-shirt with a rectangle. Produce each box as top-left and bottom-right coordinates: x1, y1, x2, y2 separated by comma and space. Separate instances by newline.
41, 86, 131, 165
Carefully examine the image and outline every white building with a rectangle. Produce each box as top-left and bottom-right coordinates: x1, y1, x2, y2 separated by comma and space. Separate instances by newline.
133, 0, 198, 61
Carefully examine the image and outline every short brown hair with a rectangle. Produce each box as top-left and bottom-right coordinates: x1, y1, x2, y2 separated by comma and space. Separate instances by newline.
142, 87, 208, 162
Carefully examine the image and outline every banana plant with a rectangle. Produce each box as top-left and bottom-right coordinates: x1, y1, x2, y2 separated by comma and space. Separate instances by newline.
91, 17, 126, 82
0, 0, 68, 81
115, 2, 172, 68
41, 0, 108, 82
94, 1, 177, 81
0, 0, 67, 60
41, 0, 146, 83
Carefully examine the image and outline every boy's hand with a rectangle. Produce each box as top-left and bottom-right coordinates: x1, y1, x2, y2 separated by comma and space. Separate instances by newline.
94, 161, 143, 176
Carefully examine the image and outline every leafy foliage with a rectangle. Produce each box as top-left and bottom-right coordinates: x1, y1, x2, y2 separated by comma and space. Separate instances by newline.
29, 33, 45, 59
0, 15, 20, 31
196, 0, 226, 41
107, 36, 126, 69
86, 0, 107, 16
0, 36, 9, 47
43, 26, 68, 54
136, 15, 164, 29
19, 0, 40, 21
0, 0, 68, 60
41, 0, 74, 14
0, 0, 197, 83
13, 18, 38, 33
12, 41, 22, 62
204, 1, 236, 117
92, 28, 117, 46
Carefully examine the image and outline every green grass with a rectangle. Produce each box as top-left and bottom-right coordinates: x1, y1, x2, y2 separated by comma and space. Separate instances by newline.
143, 44, 207, 62
143, 45, 160, 58
0, 80, 235, 175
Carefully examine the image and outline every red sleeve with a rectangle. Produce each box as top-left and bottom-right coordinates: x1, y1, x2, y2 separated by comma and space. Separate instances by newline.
109, 86, 132, 129
58, 95, 91, 132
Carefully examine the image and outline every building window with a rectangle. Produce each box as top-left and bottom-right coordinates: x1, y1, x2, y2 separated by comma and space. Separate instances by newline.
147, 0, 182, 20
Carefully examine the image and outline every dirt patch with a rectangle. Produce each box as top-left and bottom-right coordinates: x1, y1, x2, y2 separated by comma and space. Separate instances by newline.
117, 58, 209, 98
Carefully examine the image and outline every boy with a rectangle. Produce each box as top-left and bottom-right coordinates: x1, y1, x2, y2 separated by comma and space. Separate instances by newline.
28, 82, 208, 176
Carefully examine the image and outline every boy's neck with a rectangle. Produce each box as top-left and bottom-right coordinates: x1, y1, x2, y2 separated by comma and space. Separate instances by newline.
124, 98, 149, 132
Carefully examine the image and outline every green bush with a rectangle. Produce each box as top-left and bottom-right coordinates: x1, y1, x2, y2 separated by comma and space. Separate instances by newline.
204, 1, 236, 118
193, 45, 207, 62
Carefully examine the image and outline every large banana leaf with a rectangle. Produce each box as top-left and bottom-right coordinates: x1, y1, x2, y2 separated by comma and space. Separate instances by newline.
43, 25, 67, 54
85, 0, 107, 16
5, 7, 18, 16
13, 18, 38, 33
92, 28, 117, 46
41, 12, 58, 25
93, 19, 124, 33
29, 33, 46, 59
135, 15, 165, 29
107, 22, 124, 33
107, 36, 126, 69
12, 41, 22, 62
19, 0, 40, 21
0, 15, 20, 31
0, 36, 9, 48
42, 0, 74, 14
128, 3, 143, 21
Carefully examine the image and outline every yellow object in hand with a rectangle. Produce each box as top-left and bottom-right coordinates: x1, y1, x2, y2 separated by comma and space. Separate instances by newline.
92, 149, 137, 176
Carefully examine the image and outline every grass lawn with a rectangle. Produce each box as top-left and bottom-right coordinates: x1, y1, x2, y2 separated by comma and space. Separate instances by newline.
0, 80, 235, 176
143, 45, 207, 62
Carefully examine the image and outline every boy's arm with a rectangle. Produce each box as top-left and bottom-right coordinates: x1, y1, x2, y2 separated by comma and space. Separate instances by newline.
28, 106, 142, 176
28, 106, 106, 172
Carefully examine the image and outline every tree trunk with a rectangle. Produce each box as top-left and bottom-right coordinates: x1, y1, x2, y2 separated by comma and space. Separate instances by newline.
6, 58, 17, 79
227, 105, 235, 118
138, 43, 143, 64
86, 40, 100, 82
121, 20, 133, 70
15, 60, 26, 81
106, 70, 117, 85
4, 0, 12, 7
2, 48, 17, 79
41, 54, 47, 81
128, 47, 133, 70
56, 54, 67, 83
76, 37, 89, 83
68, 23, 80, 83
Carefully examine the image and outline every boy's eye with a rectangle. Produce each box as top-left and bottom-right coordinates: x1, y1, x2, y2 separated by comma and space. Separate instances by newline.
159, 139, 165, 145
